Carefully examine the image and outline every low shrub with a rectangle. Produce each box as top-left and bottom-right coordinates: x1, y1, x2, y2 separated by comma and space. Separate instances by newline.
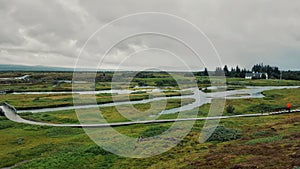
226, 105, 235, 114
84, 145, 110, 155
205, 126, 242, 142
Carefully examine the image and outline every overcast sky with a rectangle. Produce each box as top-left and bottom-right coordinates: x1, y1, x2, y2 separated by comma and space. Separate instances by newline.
0, 0, 300, 71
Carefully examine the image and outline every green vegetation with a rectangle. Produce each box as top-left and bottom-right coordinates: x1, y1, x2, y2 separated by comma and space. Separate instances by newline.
245, 135, 284, 145
152, 87, 300, 119
139, 125, 170, 137
205, 126, 242, 142
2, 71, 300, 94
0, 111, 299, 168
1, 71, 300, 168
227, 77, 300, 86
223, 88, 300, 115
226, 104, 236, 114
20, 98, 195, 123
0, 90, 190, 110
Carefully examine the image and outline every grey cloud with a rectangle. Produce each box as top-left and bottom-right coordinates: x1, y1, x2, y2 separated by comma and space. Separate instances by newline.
0, 0, 300, 70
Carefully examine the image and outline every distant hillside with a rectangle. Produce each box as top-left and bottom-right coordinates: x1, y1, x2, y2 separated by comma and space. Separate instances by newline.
0, 64, 76, 72
0, 64, 127, 72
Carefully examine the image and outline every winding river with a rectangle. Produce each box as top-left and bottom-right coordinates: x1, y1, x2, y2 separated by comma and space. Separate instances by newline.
16, 86, 300, 114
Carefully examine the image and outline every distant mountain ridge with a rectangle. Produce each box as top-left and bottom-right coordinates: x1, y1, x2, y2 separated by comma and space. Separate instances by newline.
0, 64, 183, 72
0, 64, 128, 72
0, 64, 76, 72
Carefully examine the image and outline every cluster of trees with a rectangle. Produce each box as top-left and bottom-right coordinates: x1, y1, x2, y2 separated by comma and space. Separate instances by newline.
252, 63, 280, 79
195, 65, 248, 78
210, 65, 250, 78
282, 71, 300, 80
220, 65, 248, 78
197, 63, 285, 79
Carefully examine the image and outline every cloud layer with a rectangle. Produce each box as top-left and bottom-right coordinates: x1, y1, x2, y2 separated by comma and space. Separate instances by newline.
0, 0, 299, 70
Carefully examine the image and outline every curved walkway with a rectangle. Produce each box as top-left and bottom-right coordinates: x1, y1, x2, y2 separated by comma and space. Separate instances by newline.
1, 103, 299, 128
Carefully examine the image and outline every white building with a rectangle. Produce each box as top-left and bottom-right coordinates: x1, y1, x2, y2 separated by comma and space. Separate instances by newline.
245, 72, 268, 79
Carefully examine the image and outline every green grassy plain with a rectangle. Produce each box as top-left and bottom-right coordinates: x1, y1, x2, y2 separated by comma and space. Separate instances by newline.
0, 88, 299, 168
1, 73, 300, 168
0, 112, 299, 168
2, 72, 300, 92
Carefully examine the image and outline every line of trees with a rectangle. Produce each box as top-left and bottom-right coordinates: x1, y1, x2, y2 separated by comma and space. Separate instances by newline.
282, 71, 300, 80
196, 63, 285, 79
202, 65, 250, 78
